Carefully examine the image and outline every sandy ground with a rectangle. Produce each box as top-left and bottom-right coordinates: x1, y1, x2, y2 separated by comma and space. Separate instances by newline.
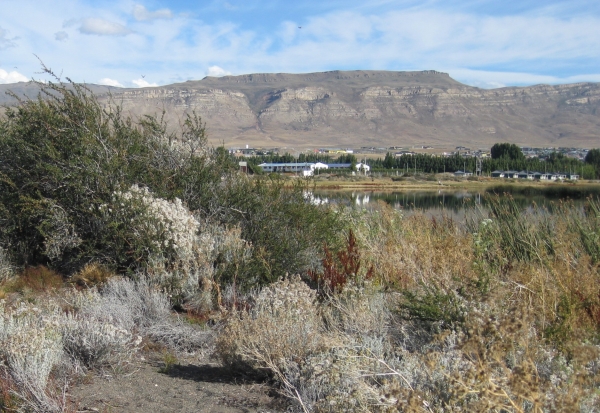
69, 352, 287, 413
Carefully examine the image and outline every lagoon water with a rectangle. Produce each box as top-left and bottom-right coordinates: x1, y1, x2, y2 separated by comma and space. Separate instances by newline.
314, 185, 600, 222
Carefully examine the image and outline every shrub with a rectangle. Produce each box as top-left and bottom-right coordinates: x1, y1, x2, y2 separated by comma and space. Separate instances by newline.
0, 302, 64, 412
216, 276, 398, 412
0, 271, 210, 412
211, 176, 343, 286
216, 275, 600, 412
216, 276, 327, 376
73, 276, 171, 331
0, 67, 339, 295
100, 184, 201, 273
142, 221, 252, 310
0, 70, 234, 274
0, 246, 14, 282
65, 276, 210, 355
60, 314, 138, 371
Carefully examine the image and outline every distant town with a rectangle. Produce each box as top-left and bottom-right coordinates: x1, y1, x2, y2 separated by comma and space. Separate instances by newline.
228, 144, 598, 179
229, 145, 591, 161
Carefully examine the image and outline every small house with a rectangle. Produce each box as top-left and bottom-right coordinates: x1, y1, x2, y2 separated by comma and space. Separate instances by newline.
517, 171, 534, 180
454, 170, 473, 178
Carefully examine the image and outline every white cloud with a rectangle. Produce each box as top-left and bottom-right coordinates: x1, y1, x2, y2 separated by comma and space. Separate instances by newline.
0, 69, 28, 84
98, 77, 124, 87
78, 18, 132, 36
133, 4, 173, 21
54, 31, 69, 41
0, 26, 17, 50
205, 66, 231, 77
2, 0, 599, 90
132, 78, 158, 87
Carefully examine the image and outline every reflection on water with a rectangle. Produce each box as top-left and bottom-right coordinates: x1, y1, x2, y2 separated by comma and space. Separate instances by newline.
313, 187, 598, 222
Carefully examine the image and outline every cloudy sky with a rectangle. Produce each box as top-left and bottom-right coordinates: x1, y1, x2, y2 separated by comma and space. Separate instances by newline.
1, 0, 599, 89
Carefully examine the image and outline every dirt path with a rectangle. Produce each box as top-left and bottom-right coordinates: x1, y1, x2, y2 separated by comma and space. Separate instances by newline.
69, 352, 286, 413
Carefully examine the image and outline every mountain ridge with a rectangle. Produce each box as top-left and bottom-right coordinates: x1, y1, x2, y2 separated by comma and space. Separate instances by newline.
1, 70, 599, 149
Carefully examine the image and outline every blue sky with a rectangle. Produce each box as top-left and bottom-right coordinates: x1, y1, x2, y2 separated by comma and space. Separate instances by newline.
1, 0, 599, 88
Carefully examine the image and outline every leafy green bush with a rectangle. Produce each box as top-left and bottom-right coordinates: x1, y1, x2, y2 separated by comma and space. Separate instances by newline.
209, 176, 343, 286
0, 71, 341, 293
0, 72, 231, 274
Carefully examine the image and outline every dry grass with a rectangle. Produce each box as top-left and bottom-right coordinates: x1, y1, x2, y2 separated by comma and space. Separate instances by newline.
6, 266, 64, 295
70, 262, 115, 288
216, 196, 600, 411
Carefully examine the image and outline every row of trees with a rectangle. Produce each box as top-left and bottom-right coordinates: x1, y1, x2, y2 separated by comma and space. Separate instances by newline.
376, 143, 599, 178
244, 142, 600, 178
372, 152, 596, 178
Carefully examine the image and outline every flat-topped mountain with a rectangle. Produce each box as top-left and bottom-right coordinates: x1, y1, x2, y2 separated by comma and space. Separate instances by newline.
2, 70, 599, 149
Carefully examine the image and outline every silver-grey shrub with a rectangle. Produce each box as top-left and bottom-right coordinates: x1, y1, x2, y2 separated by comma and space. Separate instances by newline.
61, 315, 138, 371
0, 246, 14, 281
0, 302, 64, 412
144, 222, 252, 312
98, 276, 212, 353
64, 276, 211, 357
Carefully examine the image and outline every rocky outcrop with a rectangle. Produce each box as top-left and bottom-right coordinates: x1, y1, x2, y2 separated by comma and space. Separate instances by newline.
2, 70, 599, 148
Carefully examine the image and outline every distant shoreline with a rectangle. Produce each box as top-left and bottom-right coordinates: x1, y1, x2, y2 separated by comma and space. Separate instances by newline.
308, 176, 600, 193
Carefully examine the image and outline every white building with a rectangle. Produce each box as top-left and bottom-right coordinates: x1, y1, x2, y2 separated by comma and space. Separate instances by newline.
258, 162, 329, 176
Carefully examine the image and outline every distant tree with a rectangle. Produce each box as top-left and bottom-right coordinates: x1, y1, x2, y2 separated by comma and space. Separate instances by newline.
383, 152, 395, 169
490, 143, 525, 161
335, 153, 358, 164
584, 149, 600, 178
547, 151, 565, 163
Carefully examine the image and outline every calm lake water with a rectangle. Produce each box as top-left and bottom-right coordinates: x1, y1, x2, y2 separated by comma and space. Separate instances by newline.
313, 185, 600, 222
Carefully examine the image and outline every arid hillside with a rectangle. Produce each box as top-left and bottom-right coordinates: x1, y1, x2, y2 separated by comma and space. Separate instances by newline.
2, 70, 600, 149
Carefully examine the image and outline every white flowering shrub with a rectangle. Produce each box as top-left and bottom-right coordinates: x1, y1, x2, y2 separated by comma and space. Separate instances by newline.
121, 185, 200, 258
101, 185, 252, 310
102, 185, 199, 268
143, 221, 252, 311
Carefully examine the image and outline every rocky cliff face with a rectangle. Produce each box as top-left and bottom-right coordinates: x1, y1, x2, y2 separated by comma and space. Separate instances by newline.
2, 70, 599, 148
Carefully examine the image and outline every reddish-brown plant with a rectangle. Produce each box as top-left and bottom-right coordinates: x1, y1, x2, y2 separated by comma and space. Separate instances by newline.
309, 229, 373, 295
